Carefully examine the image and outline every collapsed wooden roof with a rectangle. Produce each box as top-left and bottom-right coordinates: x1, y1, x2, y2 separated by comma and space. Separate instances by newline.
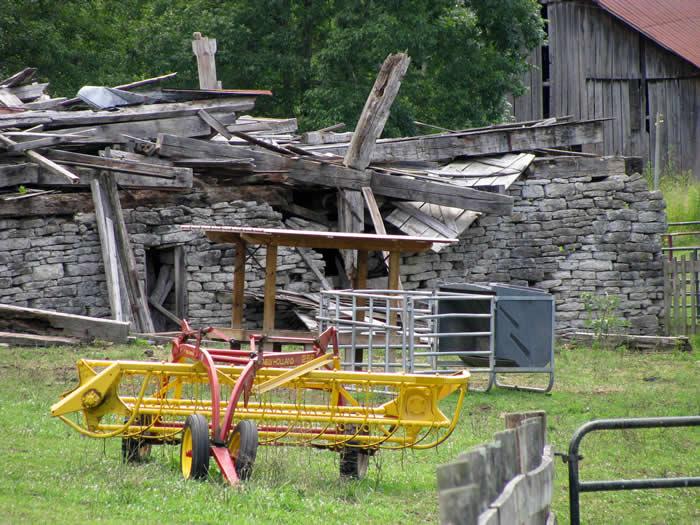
0, 66, 605, 245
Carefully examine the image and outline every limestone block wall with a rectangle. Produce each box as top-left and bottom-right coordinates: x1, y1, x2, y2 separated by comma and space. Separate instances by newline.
400, 157, 666, 334
0, 199, 322, 328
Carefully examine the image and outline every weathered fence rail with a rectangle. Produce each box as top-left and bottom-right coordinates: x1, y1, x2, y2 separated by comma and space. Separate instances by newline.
663, 256, 700, 336
437, 411, 554, 525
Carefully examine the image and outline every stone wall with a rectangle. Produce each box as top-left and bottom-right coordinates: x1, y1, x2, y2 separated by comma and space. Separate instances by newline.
0, 155, 666, 335
399, 156, 666, 334
0, 199, 323, 329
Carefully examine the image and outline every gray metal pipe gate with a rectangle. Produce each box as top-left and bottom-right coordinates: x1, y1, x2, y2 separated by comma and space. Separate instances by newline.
565, 416, 700, 525
317, 288, 554, 392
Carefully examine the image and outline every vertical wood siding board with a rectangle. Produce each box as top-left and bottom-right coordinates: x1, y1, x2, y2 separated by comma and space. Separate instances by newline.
549, 4, 557, 118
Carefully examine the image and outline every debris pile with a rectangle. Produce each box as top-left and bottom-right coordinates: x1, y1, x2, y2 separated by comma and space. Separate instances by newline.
0, 49, 607, 342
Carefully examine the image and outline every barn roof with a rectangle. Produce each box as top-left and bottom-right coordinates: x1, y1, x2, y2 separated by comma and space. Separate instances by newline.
594, 0, 700, 70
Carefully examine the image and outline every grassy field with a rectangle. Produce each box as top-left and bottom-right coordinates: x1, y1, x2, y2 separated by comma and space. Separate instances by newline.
0, 340, 698, 524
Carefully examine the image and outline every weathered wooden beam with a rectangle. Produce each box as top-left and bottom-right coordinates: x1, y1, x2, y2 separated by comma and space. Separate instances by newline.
263, 244, 278, 332
101, 172, 155, 333
0, 303, 129, 343
90, 177, 126, 322
0, 184, 289, 218
197, 109, 233, 139
345, 53, 411, 170
192, 32, 221, 89
306, 119, 605, 162
339, 53, 410, 276
0, 331, 80, 347
371, 171, 512, 214
0, 98, 254, 130
156, 133, 511, 212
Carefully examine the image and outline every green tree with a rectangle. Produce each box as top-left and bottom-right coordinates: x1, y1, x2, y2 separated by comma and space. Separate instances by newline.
1, 0, 543, 135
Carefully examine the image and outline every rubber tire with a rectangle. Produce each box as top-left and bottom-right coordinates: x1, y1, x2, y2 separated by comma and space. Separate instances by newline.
121, 415, 152, 463
228, 420, 259, 481
339, 445, 369, 479
181, 414, 210, 480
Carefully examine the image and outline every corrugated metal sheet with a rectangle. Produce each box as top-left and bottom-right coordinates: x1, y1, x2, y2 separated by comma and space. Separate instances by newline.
595, 0, 700, 69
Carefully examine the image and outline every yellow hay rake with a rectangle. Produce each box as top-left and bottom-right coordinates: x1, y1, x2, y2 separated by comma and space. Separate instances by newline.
51, 325, 469, 485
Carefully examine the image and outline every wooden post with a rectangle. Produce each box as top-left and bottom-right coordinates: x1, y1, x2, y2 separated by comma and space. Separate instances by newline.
232, 239, 247, 328
339, 53, 411, 279
174, 245, 186, 321
354, 250, 369, 290
192, 32, 221, 90
262, 244, 278, 333
388, 251, 401, 325
653, 112, 664, 190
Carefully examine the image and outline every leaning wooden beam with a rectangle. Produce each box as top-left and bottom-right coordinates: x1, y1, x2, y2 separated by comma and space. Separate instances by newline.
156, 133, 511, 212
339, 53, 411, 278
0, 133, 79, 184
90, 177, 126, 322
0, 303, 129, 343
197, 109, 233, 139
304, 119, 605, 162
100, 172, 155, 333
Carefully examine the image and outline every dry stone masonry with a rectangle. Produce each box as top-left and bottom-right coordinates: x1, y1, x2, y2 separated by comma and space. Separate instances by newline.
400, 156, 666, 334
0, 155, 666, 335
0, 198, 323, 329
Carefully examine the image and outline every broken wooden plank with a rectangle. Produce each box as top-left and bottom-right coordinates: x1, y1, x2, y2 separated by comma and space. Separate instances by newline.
0, 133, 80, 183
305, 119, 606, 162
227, 117, 297, 134
197, 109, 233, 139
560, 331, 692, 352
340, 53, 410, 276
0, 304, 129, 343
0, 67, 37, 88
345, 53, 410, 170
0, 331, 80, 347
0, 88, 25, 108
9, 82, 49, 102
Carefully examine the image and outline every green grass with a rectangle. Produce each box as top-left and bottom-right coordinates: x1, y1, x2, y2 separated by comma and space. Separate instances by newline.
0, 341, 698, 524
653, 161, 700, 253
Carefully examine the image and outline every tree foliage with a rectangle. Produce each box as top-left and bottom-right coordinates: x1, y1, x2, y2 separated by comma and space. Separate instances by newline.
0, 0, 543, 134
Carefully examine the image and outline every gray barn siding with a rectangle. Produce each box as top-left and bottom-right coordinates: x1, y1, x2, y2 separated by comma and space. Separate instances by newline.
511, 0, 700, 177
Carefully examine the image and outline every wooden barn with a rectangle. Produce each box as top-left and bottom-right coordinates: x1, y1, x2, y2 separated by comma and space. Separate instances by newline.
510, 0, 700, 178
